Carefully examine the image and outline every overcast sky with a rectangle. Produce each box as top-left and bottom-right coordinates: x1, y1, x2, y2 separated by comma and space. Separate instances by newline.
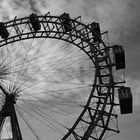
0, 0, 140, 140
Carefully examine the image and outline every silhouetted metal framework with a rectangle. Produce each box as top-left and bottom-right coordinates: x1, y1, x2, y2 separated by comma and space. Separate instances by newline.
0, 12, 126, 140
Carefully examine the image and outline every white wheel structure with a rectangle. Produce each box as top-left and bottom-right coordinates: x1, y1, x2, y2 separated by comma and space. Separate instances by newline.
0, 12, 125, 140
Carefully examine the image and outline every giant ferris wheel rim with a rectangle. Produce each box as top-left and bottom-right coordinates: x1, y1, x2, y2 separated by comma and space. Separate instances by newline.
0, 13, 118, 140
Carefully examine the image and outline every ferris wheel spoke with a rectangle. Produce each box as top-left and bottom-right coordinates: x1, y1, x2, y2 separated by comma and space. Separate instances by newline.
17, 102, 70, 136
44, 57, 93, 79
18, 84, 91, 106
9, 40, 62, 91
1, 39, 33, 69
19, 89, 83, 105
15, 71, 92, 93
19, 95, 84, 111
45, 50, 88, 73
18, 92, 81, 118
24, 90, 85, 106
19, 98, 77, 120
15, 42, 41, 88
15, 76, 92, 94
0, 42, 37, 88
16, 80, 89, 92
1, 39, 95, 98
7, 52, 45, 73
19, 101, 68, 130
18, 87, 87, 107
16, 106, 42, 140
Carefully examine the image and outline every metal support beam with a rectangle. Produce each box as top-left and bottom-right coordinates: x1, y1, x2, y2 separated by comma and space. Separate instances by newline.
0, 94, 22, 140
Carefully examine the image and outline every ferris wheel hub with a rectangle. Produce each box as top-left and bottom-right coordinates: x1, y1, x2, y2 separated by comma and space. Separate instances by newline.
7, 93, 17, 104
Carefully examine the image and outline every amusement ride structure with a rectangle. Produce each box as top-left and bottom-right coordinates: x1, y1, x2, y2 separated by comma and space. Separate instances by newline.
0, 12, 132, 140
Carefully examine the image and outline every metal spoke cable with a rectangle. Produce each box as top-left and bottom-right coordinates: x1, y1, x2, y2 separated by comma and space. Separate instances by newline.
18, 89, 86, 107
20, 89, 85, 106
45, 62, 93, 83
0, 40, 94, 104
19, 87, 89, 107
0, 39, 35, 72
15, 39, 42, 89
18, 95, 84, 110
22, 101, 67, 130
42, 40, 68, 66
23, 78, 91, 92
44, 50, 86, 77
18, 98, 77, 119
14, 38, 38, 85
16, 106, 42, 140
17, 103, 65, 136
18, 91, 79, 118
17, 75, 91, 94
7, 53, 45, 74
42, 43, 84, 70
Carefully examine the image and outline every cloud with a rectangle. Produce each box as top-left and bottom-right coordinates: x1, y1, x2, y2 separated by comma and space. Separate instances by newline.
41, 0, 140, 43
0, 0, 139, 105
86, 0, 140, 43
0, 0, 139, 43
0, 1, 139, 139
0, 0, 139, 106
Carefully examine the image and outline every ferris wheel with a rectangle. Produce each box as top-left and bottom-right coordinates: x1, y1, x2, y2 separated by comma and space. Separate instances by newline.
0, 12, 132, 140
